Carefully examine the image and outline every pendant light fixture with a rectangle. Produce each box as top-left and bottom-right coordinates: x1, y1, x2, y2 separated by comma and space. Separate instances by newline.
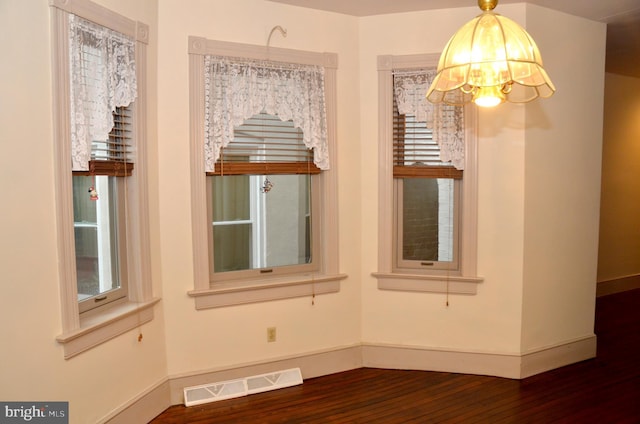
426, 0, 555, 107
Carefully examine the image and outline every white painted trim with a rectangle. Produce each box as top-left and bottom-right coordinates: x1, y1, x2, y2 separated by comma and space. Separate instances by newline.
49, 0, 146, 43
362, 343, 522, 378
188, 37, 338, 69
168, 344, 363, 404
376, 56, 394, 273
100, 378, 170, 424
50, 0, 156, 357
100, 345, 361, 422
56, 298, 160, 359
362, 336, 597, 379
322, 57, 340, 277
101, 337, 597, 421
51, 4, 80, 332
373, 272, 482, 294
460, 94, 479, 277
596, 274, 640, 297
135, 22, 149, 44
188, 51, 210, 292
519, 335, 597, 378
188, 273, 347, 309
128, 33, 153, 302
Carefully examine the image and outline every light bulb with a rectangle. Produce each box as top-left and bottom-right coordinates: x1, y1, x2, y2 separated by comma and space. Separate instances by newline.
472, 85, 505, 107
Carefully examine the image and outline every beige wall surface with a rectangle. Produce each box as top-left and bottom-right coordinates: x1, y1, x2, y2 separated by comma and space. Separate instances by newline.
0, 0, 608, 422
358, 5, 528, 355
156, 0, 363, 377
359, 3, 605, 364
360, 5, 605, 353
0, 0, 168, 423
598, 73, 640, 283
521, 5, 606, 352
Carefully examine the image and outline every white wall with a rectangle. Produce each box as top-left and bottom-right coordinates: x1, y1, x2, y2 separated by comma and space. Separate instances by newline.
156, 0, 363, 377
521, 5, 606, 352
359, 6, 529, 356
0, 0, 168, 423
359, 4, 605, 363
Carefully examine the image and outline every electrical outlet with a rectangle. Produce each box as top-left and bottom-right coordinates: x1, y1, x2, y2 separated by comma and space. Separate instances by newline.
267, 327, 276, 342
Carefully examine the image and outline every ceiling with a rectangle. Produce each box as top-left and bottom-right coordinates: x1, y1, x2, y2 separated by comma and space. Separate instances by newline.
268, 0, 640, 78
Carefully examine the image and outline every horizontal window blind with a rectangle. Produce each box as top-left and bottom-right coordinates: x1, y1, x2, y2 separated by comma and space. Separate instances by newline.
393, 94, 462, 180
73, 106, 134, 177
208, 112, 320, 176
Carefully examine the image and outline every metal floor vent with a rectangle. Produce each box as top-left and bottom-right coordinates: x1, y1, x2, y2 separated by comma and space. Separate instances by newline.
184, 368, 303, 407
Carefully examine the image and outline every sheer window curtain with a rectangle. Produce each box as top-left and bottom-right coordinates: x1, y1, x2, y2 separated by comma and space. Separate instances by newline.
204, 56, 329, 172
393, 70, 465, 170
69, 14, 137, 171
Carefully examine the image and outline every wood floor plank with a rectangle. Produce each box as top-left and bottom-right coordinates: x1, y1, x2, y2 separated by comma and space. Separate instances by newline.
151, 289, 640, 423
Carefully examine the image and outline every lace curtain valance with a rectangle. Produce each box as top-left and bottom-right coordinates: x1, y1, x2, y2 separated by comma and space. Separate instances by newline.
69, 14, 137, 171
393, 69, 465, 170
204, 56, 329, 172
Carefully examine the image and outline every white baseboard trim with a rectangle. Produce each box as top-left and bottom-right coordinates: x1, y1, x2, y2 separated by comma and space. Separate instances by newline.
519, 335, 597, 378
597, 274, 640, 297
362, 343, 522, 378
101, 345, 362, 423
167, 344, 363, 405
102, 336, 597, 422
362, 335, 597, 380
102, 378, 171, 424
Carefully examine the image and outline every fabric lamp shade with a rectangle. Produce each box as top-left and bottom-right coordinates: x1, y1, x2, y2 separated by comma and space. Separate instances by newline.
426, 0, 555, 107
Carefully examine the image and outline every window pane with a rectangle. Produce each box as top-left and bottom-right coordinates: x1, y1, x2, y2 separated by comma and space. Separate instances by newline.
402, 178, 455, 262
73, 175, 120, 300
213, 223, 252, 272
211, 174, 312, 272
213, 174, 250, 221
264, 174, 311, 268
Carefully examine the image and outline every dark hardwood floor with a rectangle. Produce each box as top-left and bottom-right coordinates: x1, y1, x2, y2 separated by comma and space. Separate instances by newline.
151, 289, 640, 423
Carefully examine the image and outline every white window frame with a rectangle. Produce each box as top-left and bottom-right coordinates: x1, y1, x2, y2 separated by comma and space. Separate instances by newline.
209, 172, 320, 280
394, 177, 461, 272
50, 0, 158, 359
372, 54, 483, 294
73, 174, 129, 312
188, 37, 346, 309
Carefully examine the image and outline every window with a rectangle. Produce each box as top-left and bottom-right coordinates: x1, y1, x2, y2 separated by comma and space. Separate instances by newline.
208, 113, 320, 281
373, 54, 482, 294
188, 38, 345, 309
50, 0, 157, 358
73, 106, 132, 312
393, 100, 462, 273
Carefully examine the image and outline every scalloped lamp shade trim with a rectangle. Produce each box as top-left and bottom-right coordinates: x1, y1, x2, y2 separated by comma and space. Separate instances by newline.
427, 6, 555, 107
